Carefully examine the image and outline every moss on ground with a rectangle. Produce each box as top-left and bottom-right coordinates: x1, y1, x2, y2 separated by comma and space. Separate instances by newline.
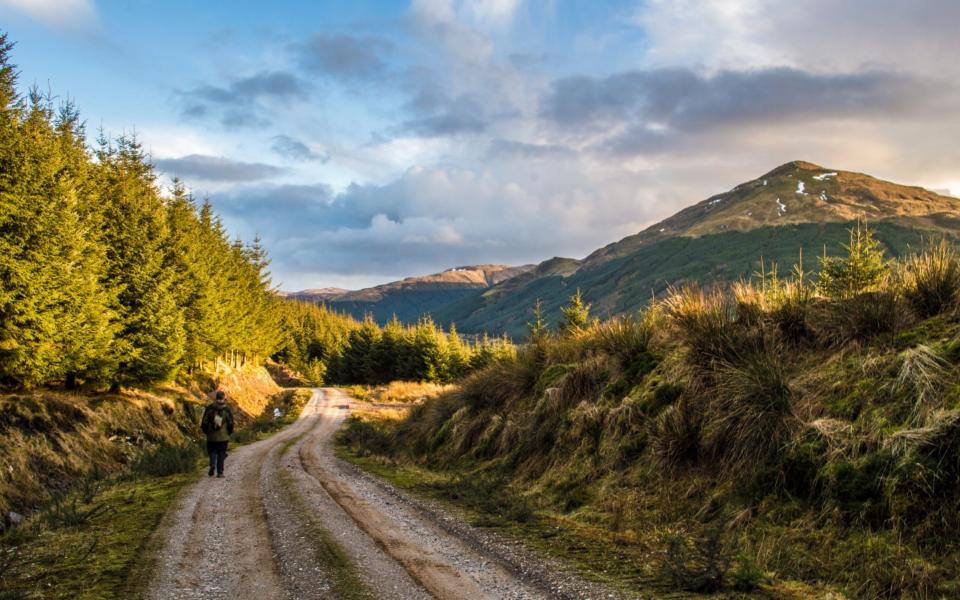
0, 471, 197, 599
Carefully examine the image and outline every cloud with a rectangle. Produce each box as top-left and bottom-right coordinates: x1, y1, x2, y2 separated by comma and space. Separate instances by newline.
154, 155, 286, 182
295, 33, 390, 80
464, 0, 524, 29
0, 0, 96, 31
271, 135, 329, 162
630, 0, 960, 77
398, 96, 489, 137
208, 162, 657, 289
411, 0, 524, 30
541, 67, 955, 154
486, 139, 575, 160
176, 71, 310, 129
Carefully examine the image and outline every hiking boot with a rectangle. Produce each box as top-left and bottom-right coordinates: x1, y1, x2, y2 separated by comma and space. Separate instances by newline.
208, 467, 214, 477
216, 473, 224, 478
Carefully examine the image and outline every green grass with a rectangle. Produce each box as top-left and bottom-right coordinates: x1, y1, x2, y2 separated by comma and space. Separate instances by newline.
0, 470, 198, 599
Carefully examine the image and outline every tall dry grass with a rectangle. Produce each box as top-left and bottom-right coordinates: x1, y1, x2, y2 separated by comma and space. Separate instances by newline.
899, 239, 960, 319
0, 391, 196, 515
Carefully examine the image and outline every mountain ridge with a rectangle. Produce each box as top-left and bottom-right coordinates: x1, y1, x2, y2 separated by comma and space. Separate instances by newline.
292, 161, 960, 336
581, 160, 960, 269
286, 264, 535, 323
434, 161, 960, 335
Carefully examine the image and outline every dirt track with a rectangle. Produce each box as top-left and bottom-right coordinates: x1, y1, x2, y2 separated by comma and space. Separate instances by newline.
147, 388, 618, 599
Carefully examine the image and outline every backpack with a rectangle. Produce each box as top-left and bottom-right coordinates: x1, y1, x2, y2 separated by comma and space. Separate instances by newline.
212, 411, 224, 431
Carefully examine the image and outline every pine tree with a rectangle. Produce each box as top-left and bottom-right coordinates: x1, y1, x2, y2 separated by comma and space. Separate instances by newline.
374, 315, 404, 382
560, 289, 591, 335
0, 82, 115, 387
527, 298, 549, 341
98, 134, 185, 386
817, 221, 890, 300
446, 322, 468, 379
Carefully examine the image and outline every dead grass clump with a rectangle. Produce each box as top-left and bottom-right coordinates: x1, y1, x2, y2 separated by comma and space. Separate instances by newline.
651, 400, 702, 471
664, 287, 742, 367
815, 291, 906, 345
706, 352, 797, 472
392, 393, 465, 455
893, 345, 950, 423
457, 359, 530, 412
554, 356, 610, 409
899, 239, 960, 319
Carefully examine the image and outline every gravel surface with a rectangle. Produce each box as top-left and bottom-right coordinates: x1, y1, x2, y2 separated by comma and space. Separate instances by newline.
147, 388, 632, 599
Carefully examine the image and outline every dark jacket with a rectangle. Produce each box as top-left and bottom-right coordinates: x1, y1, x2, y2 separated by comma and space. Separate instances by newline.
201, 402, 234, 443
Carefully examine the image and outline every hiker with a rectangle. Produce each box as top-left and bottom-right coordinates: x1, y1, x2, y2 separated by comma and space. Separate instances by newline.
201, 390, 234, 478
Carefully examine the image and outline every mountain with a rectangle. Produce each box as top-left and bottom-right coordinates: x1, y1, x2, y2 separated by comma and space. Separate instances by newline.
283, 287, 350, 302
434, 161, 960, 337
288, 264, 535, 323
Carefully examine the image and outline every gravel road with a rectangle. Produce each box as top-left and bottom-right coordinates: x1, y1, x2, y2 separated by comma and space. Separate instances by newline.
147, 388, 628, 600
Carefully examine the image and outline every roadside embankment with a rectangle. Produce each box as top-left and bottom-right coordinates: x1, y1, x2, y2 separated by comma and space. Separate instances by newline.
0, 373, 310, 599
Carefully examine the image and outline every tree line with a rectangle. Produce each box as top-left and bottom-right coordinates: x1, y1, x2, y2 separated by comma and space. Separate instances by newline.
0, 35, 281, 390
274, 301, 515, 385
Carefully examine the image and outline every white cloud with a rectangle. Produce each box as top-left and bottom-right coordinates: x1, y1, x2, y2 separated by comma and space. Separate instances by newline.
629, 0, 775, 70
465, 0, 524, 29
0, 0, 97, 31
629, 0, 960, 76
412, 0, 523, 29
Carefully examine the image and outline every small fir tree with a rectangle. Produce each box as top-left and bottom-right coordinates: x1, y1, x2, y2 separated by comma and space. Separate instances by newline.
560, 289, 591, 335
817, 221, 890, 299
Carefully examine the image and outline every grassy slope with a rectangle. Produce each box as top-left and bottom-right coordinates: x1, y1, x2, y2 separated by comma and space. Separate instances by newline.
442, 221, 935, 337
0, 385, 311, 599
339, 297, 960, 598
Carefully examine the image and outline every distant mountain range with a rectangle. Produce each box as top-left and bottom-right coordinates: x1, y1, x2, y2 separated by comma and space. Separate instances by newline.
283, 264, 534, 323
287, 161, 960, 337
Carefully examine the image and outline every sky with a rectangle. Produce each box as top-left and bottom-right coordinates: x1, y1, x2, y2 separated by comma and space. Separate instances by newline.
2, 0, 959, 290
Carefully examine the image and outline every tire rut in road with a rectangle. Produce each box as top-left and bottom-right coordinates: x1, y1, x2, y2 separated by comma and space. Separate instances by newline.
298, 390, 548, 600
267, 427, 430, 599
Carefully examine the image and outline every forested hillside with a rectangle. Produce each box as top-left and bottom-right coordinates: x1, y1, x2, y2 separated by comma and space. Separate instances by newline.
0, 35, 280, 391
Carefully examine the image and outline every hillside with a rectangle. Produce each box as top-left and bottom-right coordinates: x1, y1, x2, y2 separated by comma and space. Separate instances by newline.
289, 264, 534, 323
340, 237, 960, 597
437, 161, 960, 336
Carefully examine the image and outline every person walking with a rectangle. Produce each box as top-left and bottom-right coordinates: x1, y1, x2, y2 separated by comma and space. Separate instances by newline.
201, 390, 234, 478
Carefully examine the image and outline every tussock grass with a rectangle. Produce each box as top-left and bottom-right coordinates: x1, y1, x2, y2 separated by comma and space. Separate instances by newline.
706, 351, 797, 471
817, 290, 905, 345
899, 239, 960, 319
663, 286, 743, 367
651, 401, 702, 471
893, 345, 950, 423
